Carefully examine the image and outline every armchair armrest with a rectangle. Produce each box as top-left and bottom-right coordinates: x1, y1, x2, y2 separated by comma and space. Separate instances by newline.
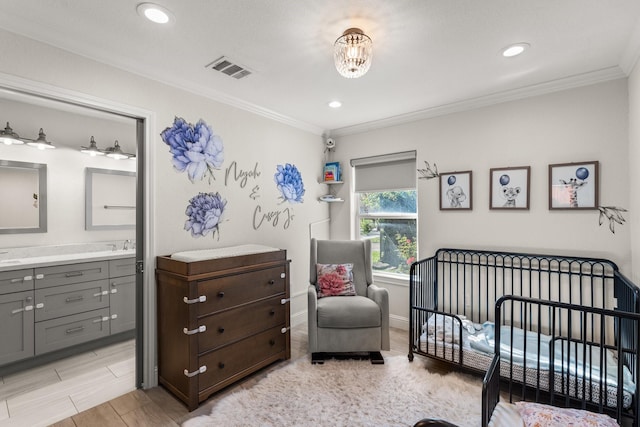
308, 284, 319, 352
368, 284, 390, 350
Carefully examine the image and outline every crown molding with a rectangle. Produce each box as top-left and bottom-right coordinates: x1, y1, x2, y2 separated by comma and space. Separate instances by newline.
619, 16, 640, 75
328, 66, 626, 137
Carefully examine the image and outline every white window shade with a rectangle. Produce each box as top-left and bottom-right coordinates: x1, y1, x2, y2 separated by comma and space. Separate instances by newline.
351, 151, 416, 192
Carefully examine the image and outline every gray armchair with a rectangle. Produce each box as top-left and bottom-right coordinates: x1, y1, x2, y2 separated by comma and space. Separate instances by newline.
308, 238, 390, 364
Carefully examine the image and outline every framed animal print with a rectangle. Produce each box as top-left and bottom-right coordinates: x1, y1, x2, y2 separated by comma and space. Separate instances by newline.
549, 161, 599, 210
440, 171, 472, 210
490, 166, 530, 210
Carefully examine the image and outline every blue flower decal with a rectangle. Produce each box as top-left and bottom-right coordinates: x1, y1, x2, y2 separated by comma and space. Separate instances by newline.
274, 163, 305, 203
184, 192, 227, 238
161, 117, 224, 182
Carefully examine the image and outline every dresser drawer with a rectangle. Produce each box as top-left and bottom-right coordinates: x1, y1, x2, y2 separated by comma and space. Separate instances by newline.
35, 280, 109, 322
198, 326, 286, 392
196, 266, 286, 315
109, 258, 135, 278
35, 261, 109, 289
0, 269, 34, 295
198, 296, 285, 353
35, 308, 110, 355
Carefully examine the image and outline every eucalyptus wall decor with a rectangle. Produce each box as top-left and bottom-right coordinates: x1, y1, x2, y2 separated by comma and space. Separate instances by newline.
418, 161, 439, 180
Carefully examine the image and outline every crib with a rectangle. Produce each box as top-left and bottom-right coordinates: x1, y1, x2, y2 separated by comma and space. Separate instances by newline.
482, 296, 640, 426
409, 249, 640, 423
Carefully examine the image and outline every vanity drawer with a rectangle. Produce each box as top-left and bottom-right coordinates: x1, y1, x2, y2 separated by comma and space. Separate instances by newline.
198, 296, 285, 353
0, 269, 35, 295
35, 280, 109, 322
198, 325, 287, 393
35, 261, 109, 289
35, 307, 110, 355
196, 266, 286, 315
109, 258, 135, 278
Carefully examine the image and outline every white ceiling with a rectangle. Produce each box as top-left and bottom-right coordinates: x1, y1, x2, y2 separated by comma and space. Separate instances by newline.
0, 0, 639, 136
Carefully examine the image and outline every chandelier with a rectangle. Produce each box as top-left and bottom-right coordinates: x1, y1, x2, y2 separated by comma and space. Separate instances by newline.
334, 28, 372, 78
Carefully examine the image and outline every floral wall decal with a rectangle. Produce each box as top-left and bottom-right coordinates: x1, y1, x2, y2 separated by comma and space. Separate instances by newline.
598, 206, 627, 234
274, 163, 305, 203
184, 192, 227, 238
161, 116, 224, 182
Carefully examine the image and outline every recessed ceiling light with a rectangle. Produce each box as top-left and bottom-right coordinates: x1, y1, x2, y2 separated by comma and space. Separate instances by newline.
328, 100, 342, 108
502, 43, 530, 58
136, 3, 173, 24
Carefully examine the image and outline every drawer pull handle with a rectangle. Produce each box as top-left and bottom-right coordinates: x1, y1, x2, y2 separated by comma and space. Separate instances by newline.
218, 362, 225, 369
268, 279, 275, 285
66, 326, 85, 334
218, 327, 225, 333
269, 339, 276, 346
66, 295, 84, 303
269, 310, 275, 316
35, 274, 44, 280
111, 314, 118, 319
93, 316, 110, 323
65, 271, 84, 278
9, 278, 23, 284
281, 327, 290, 334
183, 295, 207, 304
111, 289, 118, 294
24, 275, 33, 281
183, 325, 207, 335
281, 298, 290, 305
183, 366, 207, 377
93, 291, 109, 297
217, 291, 225, 298
280, 273, 286, 279
11, 305, 33, 314
35, 303, 44, 309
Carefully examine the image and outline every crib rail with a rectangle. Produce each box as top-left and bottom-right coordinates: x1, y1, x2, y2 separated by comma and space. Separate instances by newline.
409, 248, 640, 363
482, 296, 640, 427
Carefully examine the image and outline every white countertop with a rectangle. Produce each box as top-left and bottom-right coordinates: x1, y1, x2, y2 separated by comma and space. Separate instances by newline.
0, 249, 136, 272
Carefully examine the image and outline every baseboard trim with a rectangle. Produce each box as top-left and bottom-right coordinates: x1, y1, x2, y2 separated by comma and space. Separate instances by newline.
390, 314, 409, 331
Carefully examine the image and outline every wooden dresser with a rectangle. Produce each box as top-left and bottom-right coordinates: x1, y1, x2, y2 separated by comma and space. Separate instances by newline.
155, 246, 291, 410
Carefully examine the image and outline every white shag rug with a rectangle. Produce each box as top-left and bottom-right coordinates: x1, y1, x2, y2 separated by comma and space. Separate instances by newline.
183, 355, 483, 427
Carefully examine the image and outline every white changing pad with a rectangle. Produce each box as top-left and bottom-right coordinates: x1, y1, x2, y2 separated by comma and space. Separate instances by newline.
170, 244, 280, 262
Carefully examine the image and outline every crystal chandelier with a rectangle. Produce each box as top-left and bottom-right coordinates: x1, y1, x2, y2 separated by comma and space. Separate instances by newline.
334, 28, 372, 78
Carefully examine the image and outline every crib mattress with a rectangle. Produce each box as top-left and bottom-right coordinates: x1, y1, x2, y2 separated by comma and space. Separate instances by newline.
418, 334, 633, 409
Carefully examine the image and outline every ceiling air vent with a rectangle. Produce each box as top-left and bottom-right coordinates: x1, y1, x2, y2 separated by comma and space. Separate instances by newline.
205, 56, 253, 79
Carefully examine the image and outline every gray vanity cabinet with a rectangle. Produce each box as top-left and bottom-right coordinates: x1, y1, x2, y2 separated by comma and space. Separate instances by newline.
0, 270, 35, 365
0, 290, 35, 365
0, 256, 135, 368
108, 258, 136, 334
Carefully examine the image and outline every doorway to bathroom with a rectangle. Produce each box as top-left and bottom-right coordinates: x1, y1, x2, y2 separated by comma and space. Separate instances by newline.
0, 80, 150, 425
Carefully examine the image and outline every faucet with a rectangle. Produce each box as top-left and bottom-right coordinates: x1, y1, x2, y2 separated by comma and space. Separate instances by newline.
123, 239, 132, 250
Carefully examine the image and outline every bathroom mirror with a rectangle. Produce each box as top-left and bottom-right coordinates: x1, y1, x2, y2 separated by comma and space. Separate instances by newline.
85, 167, 136, 230
0, 160, 47, 234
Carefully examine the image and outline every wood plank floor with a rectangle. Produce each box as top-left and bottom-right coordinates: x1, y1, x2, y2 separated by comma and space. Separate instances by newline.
43, 323, 412, 427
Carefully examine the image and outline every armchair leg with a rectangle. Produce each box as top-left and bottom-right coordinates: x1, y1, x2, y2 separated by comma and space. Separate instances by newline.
311, 352, 326, 364
369, 351, 384, 364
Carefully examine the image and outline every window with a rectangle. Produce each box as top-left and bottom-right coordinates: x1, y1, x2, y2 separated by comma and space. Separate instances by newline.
351, 151, 417, 276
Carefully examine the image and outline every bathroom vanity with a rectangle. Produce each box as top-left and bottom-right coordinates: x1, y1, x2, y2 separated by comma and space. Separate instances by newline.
0, 247, 136, 372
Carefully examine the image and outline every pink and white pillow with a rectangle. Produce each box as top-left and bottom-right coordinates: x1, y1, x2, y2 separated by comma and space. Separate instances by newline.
316, 263, 356, 298
515, 402, 620, 427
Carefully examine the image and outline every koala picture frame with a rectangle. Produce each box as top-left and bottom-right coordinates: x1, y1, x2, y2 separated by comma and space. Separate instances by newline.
440, 170, 472, 210
490, 166, 530, 210
548, 160, 599, 210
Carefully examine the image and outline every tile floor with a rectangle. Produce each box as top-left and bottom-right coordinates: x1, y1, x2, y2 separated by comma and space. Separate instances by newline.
0, 339, 135, 427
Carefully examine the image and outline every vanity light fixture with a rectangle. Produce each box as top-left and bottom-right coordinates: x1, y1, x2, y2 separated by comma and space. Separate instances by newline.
26, 128, 56, 150
105, 140, 131, 160
80, 136, 105, 156
0, 122, 24, 145
136, 2, 173, 24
